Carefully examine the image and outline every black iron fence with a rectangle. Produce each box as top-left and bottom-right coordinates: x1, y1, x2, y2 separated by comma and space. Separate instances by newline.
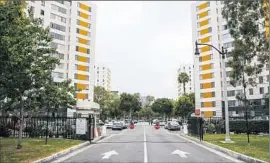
187, 116, 269, 141
0, 116, 91, 140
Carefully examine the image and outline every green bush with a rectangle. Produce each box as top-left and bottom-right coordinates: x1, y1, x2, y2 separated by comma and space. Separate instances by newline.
0, 125, 11, 137
230, 120, 269, 134
207, 123, 215, 134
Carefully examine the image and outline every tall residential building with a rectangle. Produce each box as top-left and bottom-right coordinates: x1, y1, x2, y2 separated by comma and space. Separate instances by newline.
177, 64, 194, 97
191, 1, 269, 118
25, 1, 98, 111
95, 65, 111, 91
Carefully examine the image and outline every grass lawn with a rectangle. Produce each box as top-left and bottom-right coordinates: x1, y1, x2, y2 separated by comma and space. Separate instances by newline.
0, 138, 84, 163
202, 134, 268, 162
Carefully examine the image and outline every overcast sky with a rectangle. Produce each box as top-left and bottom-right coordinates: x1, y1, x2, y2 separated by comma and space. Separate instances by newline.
94, 1, 194, 99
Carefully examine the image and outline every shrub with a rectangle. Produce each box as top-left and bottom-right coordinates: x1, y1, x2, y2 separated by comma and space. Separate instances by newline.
230, 120, 269, 134
207, 123, 215, 134
0, 125, 11, 137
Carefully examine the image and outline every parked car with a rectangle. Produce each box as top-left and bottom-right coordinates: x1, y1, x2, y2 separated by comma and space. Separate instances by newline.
120, 121, 128, 129
112, 122, 123, 130
168, 121, 181, 131
105, 122, 113, 128
159, 121, 166, 126
133, 120, 138, 124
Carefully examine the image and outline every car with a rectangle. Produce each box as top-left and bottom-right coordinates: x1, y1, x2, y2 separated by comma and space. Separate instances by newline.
105, 122, 113, 128
133, 120, 138, 124
120, 121, 128, 129
159, 121, 166, 126
168, 121, 181, 131
112, 122, 123, 130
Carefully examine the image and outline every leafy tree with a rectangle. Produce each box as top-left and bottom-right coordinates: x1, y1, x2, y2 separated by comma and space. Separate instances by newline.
222, 0, 269, 69
177, 72, 189, 94
175, 94, 195, 118
94, 86, 111, 121
0, 0, 59, 149
151, 98, 174, 120
119, 93, 142, 119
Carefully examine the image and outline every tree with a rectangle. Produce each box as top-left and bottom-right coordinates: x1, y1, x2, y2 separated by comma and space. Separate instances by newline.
151, 98, 174, 120
175, 93, 195, 119
94, 86, 111, 121
177, 72, 189, 94
119, 93, 142, 119
0, 1, 59, 149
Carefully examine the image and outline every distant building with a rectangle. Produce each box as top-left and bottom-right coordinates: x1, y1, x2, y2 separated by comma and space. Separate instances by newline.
95, 65, 111, 91
177, 64, 194, 97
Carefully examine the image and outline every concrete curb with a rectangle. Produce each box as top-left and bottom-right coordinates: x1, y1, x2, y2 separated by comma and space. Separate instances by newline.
180, 133, 267, 163
33, 136, 105, 163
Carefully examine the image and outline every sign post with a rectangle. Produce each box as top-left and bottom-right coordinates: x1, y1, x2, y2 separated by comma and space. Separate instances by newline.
76, 118, 87, 135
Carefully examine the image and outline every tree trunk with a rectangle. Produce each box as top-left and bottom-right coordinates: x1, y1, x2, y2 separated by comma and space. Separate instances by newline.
17, 96, 24, 149
183, 82, 186, 95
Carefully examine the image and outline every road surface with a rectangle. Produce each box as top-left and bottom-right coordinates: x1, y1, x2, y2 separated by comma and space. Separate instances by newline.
54, 122, 242, 163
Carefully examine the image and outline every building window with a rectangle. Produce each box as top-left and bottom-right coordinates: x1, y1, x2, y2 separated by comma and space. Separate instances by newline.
259, 76, 263, 84
41, 0, 45, 6
223, 24, 228, 30
208, 27, 212, 33
211, 82, 215, 88
40, 9, 44, 16
50, 22, 66, 32
50, 13, 66, 23
249, 88, 253, 95
51, 4, 66, 14
260, 87, 264, 94
212, 92, 215, 97
227, 90, 235, 97
228, 100, 236, 107
50, 32, 65, 41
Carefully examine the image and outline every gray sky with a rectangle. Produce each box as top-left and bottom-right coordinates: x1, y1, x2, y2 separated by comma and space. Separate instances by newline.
94, 1, 194, 99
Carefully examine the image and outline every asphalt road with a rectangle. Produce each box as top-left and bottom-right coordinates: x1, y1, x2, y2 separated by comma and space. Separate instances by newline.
54, 122, 242, 163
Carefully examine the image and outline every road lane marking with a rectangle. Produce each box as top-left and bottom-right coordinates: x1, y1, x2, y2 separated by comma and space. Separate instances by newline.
52, 134, 116, 163
144, 125, 148, 163
101, 150, 118, 159
165, 131, 243, 163
171, 149, 190, 158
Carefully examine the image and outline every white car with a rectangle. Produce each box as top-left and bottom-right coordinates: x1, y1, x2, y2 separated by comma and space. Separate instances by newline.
120, 121, 128, 129
105, 122, 113, 128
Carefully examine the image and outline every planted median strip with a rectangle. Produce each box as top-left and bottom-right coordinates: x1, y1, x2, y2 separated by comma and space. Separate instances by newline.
203, 134, 268, 162
0, 138, 84, 163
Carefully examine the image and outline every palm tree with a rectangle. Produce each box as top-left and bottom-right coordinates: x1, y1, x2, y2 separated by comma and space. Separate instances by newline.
177, 72, 189, 95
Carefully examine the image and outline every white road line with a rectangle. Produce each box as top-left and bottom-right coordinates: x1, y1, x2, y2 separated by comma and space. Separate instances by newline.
165, 131, 243, 163
52, 133, 116, 163
143, 125, 148, 163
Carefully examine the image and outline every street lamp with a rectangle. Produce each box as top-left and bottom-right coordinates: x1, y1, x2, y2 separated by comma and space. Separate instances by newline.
194, 41, 231, 142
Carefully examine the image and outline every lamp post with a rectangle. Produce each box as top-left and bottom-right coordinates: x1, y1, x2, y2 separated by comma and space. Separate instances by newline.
194, 41, 231, 142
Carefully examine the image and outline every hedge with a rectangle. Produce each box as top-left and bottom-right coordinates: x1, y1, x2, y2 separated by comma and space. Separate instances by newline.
229, 120, 269, 134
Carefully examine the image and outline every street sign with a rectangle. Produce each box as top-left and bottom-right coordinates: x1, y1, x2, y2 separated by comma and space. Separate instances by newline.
76, 118, 87, 135
171, 150, 190, 158
101, 150, 118, 159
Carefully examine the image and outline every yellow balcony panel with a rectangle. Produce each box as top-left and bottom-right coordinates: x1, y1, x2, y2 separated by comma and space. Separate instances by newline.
200, 46, 210, 53
77, 46, 88, 54
76, 93, 87, 99
202, 82, 214, 89
76, 74, 88, 80
79, 12, 89, 19
200, 54, 211, 62
78, 37, 89, 45
78, 29, 88, 36
199, 19, 209, 27
201, 63, 212, 70
77, 65, 88, 71
200, 28, 209, 35
204, 111, 214, 118
79, 3, 91, 12
202, 92, 214, 98
200, 36, 210, 43
201, 73, 213, 80
199, 2, 208, 10
76, 83, 86, 90
199, 11, 208, 19
203, 102, 213, 108
77, 55, 89, 62
79, 20, 89, 28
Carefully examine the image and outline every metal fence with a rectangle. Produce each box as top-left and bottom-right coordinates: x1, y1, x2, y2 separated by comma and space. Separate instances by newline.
0, 116, 86, 139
